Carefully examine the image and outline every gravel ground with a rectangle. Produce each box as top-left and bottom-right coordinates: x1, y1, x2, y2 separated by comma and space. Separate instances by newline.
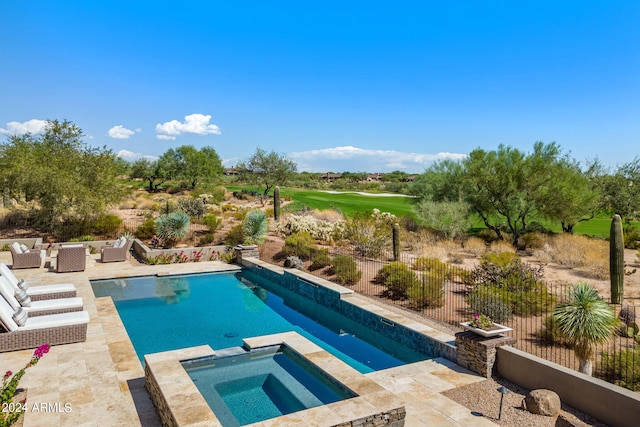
442, 376, 610, 427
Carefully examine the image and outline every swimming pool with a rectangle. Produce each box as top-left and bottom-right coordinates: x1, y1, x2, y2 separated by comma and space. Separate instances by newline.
91, 271, 431, 373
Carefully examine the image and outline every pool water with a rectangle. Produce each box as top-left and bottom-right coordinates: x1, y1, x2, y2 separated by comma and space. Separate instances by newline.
91, 271, 430, 373
184, 346, 356, 426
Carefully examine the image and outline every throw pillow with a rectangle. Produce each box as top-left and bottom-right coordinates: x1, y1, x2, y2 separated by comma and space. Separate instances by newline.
19, 243, 29, 253
11, 242, 23, 254
12, 307, 28, 327
14, 288, 31, 307
17, 279, 29, 291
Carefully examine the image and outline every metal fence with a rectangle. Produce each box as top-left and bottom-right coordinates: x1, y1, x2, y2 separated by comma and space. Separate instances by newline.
290, 245, 640, 392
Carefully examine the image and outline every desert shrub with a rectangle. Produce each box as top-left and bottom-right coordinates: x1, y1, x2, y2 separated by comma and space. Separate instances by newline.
135, 217, 156, 240
284, 256, 304, 270
374, 262, 417, 299
330, 255, 361, 286
312, 209, 344, 223
221, 204, 236, 212
463, 237, 486, 257
466, 285, 513, 323
477, 228, 500, 243
309, 248, 331, 271
155, 211, 190, 247
617, 322, 639, 338
274, 213, 344, 242
198, 233, 215, 246
413, 200, 471, 239
519, 232, 547, 250
420, 245, 449, 261
547, 234, 608, 279
484, 252, 520, 269
91, 214, 123, 237
600, 347, 640, 391
234, 209, 248, 221
202, 215, 222, 233
488, 240, 516, 254
407, 273, 445, 308
223, 224, 245, 246
177, 197, 206, 219
211, 186, 227, 203
624, 226, 640, 249
343, 210, 395, 257
219, 248, 236, 263
283, 232, 317, 260
242, 209, 268, 245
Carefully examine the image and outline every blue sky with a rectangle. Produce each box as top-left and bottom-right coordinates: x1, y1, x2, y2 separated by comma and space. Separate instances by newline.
1, 1, 638, 173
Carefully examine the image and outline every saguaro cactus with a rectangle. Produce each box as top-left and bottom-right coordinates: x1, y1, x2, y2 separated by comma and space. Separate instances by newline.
392, 223, 400, 261
610, 214, 625, 304
274, 186, 281, 221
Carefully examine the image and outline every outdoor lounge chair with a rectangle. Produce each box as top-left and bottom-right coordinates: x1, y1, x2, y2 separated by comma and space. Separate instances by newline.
56, 244, 87, 273
9, 242, 45, 269
0, 294, 89, 352
100, 237, 132, 263
0, 275, 83, 317
0, 263, 77, 300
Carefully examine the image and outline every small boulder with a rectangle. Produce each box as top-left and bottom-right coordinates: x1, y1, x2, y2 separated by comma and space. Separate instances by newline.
521, 389, 561, 416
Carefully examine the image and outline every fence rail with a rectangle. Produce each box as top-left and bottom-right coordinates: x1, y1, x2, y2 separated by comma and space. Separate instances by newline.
290, 245, 640, 392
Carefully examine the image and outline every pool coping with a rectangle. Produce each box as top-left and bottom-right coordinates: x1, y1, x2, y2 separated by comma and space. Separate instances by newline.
144, 332, 407, 427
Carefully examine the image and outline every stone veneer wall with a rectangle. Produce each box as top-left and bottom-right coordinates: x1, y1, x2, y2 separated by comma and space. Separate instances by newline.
334, 408, 406, 427
240, 257, 456, 362
455, 331, 516, 377
145, 364, 179, 427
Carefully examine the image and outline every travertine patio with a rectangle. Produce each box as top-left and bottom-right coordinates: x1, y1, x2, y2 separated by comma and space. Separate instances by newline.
0, 250, 499, 427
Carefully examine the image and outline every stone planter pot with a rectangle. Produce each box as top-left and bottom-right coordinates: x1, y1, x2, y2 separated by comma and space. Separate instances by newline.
460, 322, 512, 338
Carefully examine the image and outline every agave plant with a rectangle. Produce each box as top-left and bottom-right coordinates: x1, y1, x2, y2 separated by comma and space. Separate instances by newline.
552, 281, 617, 376
155, 211, 191, 248
242, 209, 268, 245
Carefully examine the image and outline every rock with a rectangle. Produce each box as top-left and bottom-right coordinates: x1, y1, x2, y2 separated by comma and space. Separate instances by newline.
521, 389, 561, 416
555, 411, 589, 427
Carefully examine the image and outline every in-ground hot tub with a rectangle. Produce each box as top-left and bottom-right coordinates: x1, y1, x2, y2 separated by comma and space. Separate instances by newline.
183, 345, 356, 426
145, 332, 406, 427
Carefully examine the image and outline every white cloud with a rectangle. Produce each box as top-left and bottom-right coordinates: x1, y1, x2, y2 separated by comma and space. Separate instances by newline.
288, 146, 467, 173
0, 119, 48, 136
116, 150, 158, 162
108, 125, 138, 139
155, 113, 221, 140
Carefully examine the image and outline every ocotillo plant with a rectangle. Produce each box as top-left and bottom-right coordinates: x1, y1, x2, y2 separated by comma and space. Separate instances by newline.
610, 214, 625, 304
274, 186, 281, 221
392, 223, 400, 261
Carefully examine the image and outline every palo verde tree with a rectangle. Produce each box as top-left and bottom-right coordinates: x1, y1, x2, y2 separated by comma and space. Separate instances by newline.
236, 148, 297, 196
600, 157, 640, 222
411, 142, 599, 246
0, 120, 124, 231
160, 145, 224, 190
130, 158, 170, 192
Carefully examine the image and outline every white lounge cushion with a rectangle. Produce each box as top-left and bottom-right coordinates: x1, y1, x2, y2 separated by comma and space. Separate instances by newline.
0, 264, 76, 296
24, 297, 83, 314
10, 242, 22, 254
0, 276, 20, 311
19, 310, 89, 331
0, 295, 18, 332
61, 244, 84, 248
26, 283, 76, 297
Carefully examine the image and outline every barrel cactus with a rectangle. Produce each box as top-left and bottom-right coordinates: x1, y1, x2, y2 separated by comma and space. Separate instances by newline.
610, 214, 625, 304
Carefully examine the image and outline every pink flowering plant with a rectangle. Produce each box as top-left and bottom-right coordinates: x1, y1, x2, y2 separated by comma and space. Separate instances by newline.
1, 344, 50, 426
469, 313, 493, 329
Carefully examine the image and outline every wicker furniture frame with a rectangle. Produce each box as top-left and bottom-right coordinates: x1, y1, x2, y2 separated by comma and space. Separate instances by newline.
56, 245, 87, 273
100, 239, 132, 263
0, 323, 88, 352
10, 246, 43, 269
29, 290, 77, 301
